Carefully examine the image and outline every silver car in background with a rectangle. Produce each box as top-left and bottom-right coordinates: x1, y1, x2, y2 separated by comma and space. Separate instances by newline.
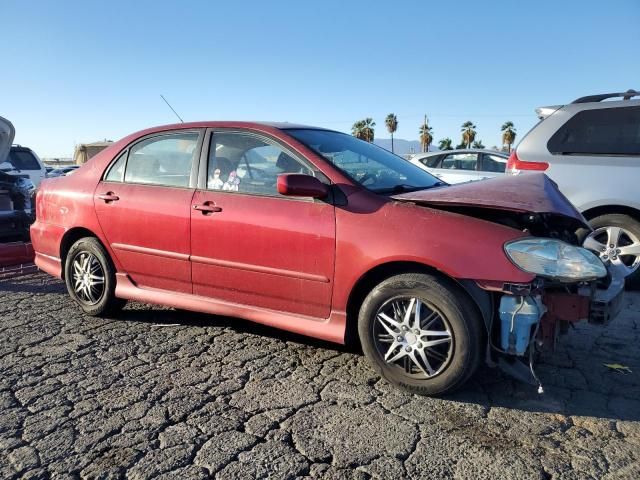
508, 90, 640, 286
409, 149, 508, 184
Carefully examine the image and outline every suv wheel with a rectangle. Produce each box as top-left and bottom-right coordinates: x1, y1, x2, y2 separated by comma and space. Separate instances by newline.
64, 237, 126, 316
582, 214, 640, 288
358, 273, 483, 396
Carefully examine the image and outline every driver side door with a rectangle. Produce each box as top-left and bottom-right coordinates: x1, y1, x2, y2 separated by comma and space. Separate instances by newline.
190, 129, 336, 318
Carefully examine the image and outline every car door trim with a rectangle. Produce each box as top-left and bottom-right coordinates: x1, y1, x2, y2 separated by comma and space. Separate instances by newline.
111, 243, 190, 261
190, 255, 330, 283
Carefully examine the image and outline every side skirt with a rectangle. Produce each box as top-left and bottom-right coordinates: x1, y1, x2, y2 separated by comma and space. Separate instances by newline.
114, 273, 347, 344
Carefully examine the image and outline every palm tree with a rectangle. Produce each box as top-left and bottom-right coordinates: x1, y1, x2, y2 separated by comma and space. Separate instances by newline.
438, 138, 453, 150
419, 116, 433, 152
353, 118, 375, 142
385, 114, 398, 153
501, 121, 517, 152
471, 140, 485, 149
352, 120, 366, 140
461, 121, 477, 148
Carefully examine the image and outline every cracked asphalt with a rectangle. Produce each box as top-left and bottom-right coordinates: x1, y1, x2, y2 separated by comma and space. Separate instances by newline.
1, 272, 639, 479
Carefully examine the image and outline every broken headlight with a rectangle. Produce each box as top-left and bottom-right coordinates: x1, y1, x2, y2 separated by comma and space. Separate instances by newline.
505, 238, 606, 282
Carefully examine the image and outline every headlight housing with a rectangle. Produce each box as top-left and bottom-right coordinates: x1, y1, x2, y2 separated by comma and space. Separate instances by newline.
505, 238, 607, 282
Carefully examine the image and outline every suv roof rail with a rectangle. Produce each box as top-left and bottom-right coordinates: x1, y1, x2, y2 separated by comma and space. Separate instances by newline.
572, 89, 640, 104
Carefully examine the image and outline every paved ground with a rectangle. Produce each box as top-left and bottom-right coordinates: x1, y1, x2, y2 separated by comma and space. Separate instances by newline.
1, 273, 639, 479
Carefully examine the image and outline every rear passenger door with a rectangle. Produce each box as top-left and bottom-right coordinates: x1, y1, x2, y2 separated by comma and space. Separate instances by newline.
430, 152, 481, 184
94, 130, 203, 293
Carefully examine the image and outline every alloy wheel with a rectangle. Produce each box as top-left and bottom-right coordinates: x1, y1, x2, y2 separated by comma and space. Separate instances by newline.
71, 252, 106, 305
583, 226, 640, 278
373, 296, 453, 378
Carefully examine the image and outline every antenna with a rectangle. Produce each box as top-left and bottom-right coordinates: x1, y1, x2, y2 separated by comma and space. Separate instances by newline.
160, 95, 184, 123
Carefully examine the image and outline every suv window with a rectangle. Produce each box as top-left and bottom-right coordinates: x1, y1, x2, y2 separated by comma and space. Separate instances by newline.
123, 132, 198, 187
7, 149, 40, 170
207, 131, 315, 196
548, 106, 640, 155
441, 153, 478, 170
482, 153, 507, 173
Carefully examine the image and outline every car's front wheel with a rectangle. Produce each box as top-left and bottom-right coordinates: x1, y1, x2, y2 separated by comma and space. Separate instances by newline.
358, 273, 483, 396
64, 237, 126, 316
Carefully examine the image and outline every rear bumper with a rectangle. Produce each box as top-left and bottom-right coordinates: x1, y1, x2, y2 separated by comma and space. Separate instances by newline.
34, 252, 62, 278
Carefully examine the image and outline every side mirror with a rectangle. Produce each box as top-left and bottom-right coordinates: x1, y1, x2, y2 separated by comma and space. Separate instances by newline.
277, 174, 329, 199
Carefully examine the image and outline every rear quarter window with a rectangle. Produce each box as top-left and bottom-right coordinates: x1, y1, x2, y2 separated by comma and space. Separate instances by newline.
547, 106, 640, 155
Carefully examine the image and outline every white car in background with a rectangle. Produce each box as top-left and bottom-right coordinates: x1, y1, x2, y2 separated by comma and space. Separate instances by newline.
0, 116, 47, 188
409, 149, 508, 184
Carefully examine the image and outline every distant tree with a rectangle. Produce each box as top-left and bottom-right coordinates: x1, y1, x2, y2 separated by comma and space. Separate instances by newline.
501, 121, 517, 152
419, 116, 433, 152
352, 120, 365, 140
461, 121, 477, 148
385, 114, 398, 153
471, 140, 485, 149
456, 142, 467, 149
438, 138, 453, 150
352, 118, 375, 142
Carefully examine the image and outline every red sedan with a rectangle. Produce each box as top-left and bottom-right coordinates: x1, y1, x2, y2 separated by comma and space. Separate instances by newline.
31, 122, 623, 395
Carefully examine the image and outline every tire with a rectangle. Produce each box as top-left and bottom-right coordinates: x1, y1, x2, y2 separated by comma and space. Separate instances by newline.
64, 237, 126, 316
580, 214, 640, 289
358, 273, 483, 396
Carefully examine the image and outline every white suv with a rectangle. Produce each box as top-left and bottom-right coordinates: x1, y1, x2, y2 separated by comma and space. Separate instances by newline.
0, 116, 47, 188
508, 90, 640, 286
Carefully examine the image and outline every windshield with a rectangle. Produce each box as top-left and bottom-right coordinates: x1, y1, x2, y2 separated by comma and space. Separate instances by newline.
286, 129, 443, 193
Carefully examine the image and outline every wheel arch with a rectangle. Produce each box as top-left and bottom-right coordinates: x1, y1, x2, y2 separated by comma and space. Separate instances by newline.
59, 227, 109, 279
343, 261, 492, 346
581, 204, 640, 223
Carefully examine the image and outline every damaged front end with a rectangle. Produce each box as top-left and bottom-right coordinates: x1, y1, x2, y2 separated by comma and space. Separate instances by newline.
392, 173, 627, 391
487, 239, 625, 392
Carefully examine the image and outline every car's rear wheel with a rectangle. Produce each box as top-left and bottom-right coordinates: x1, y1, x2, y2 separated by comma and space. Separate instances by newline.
64, 237, 126, 316
581, 214, 640, 289
358, 273, 483, 396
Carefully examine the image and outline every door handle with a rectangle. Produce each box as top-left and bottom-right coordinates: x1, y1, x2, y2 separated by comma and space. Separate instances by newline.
97, 192, 119, 202
193, 202, 222, 214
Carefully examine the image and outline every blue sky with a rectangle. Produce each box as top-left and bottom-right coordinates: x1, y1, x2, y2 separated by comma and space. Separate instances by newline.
3, 0, 639, 156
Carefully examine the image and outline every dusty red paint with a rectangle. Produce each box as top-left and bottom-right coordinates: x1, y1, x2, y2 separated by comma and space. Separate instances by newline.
31, 121, 586, 344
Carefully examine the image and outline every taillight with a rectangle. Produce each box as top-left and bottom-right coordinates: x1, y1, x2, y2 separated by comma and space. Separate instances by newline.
506, 151, 549, 175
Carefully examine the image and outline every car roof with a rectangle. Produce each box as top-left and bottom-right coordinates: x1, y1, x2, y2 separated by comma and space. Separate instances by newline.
414, 149, 507, 157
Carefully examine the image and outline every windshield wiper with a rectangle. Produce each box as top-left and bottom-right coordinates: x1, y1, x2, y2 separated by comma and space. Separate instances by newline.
373, 182, 445, 194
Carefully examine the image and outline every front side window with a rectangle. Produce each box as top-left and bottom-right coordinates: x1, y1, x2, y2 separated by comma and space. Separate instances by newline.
547, 106, 640, 155
482, 153, 507, 173
207, 132, 316, 196
286, 129, 441, 193
441, 153, 478, 171
123, 132, 198, 187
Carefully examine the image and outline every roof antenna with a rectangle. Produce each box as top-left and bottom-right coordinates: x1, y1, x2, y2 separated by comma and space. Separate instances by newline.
160, 94, 184, 123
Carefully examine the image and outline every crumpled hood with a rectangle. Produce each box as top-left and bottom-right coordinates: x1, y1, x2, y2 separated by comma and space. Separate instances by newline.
391, 173, 589, 230
0, 116, 16, 164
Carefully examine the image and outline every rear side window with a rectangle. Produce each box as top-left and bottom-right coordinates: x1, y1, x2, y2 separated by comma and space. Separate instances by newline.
482, 153, 507, 173
548, 106, 640, 155
123, 132, 199, 187
7, 150, 40, 170
441, 153, 478, 170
